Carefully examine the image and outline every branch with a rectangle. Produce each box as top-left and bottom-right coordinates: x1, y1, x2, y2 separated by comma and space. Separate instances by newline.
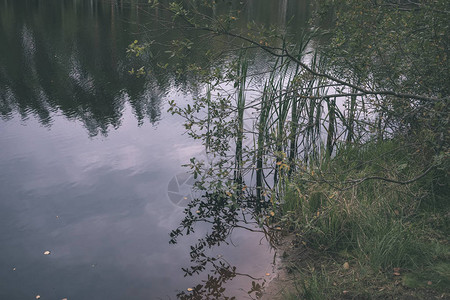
167, 6, 447, 103
344, 164, 435, 187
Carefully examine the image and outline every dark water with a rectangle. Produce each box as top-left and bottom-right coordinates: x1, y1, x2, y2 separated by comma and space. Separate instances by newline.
0, 1, 310, 299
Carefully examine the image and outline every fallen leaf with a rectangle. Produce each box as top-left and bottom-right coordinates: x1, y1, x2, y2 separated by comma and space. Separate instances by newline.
343, 290, 349, 294
269, 211, 275, 217
393, 272, 401, 276
62, 298, 68, 300
187, 288, 193, 292
43, 251, 51, 255
36, 296, 41, 299
393, 267, 400, 272
343, 262, 350, 270
12, 267, 16, 271
195, 210, 200, 214
265, 273, 270, 276
427, 281, 432, 285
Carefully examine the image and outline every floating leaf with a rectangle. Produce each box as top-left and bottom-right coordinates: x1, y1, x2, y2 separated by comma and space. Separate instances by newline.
43, 251, 51, 255
35, 296, 41, 299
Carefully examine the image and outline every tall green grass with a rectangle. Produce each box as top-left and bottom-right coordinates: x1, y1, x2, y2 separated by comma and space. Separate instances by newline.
278, 139, 449, 298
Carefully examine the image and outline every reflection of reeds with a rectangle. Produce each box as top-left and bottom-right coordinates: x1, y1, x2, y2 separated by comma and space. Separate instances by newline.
235, 53, 247, 185
256, 82, 271, 202
246, 41, 332, 200
197, 31, 373, 206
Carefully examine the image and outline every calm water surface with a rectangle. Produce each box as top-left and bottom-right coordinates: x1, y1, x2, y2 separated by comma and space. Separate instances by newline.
0, 1, 310, 298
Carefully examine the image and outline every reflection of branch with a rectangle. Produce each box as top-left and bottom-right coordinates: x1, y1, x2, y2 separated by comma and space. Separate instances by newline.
219, 256, 263, 280
233, 224, 265, 233
235, 272, 263, 281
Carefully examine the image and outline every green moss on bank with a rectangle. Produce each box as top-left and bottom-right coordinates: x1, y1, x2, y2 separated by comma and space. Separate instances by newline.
276, 138, 449, 299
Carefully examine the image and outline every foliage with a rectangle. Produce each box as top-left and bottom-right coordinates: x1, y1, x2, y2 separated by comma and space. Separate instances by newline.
315, 0, 450, 150
127, 1, 450, 298
279, 139, 449, 299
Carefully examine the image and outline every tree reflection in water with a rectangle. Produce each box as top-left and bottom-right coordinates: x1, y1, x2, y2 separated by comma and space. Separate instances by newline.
171, 190, 277, 299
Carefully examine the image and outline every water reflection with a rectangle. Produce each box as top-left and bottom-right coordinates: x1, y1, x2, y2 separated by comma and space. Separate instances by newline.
0, 0, 170, 135
0, 0, 310, 298
0, 0, 311, 135
170, 188, 280, 299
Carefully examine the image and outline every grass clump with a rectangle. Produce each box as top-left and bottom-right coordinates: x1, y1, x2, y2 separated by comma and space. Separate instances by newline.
276, 138, 449, 299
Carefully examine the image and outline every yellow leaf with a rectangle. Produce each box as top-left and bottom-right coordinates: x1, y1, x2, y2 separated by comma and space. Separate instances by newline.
343, 262, 350, 270
187, 288, 193, 292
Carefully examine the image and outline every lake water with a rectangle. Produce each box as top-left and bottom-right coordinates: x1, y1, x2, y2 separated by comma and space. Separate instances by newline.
0, 1, 310, 298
